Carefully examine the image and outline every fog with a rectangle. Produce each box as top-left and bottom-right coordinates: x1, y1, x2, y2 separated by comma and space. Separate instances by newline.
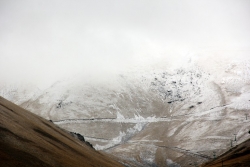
0, 0, 250, 88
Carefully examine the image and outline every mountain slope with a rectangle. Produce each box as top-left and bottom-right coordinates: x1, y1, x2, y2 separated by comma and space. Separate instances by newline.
1, 54, 250, 166
201, 138, 250, 167
0, 96, 124, 167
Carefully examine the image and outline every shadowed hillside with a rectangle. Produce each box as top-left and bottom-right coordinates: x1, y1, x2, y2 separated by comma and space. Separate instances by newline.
0, 96, 124, 167
201, 138, 250, 167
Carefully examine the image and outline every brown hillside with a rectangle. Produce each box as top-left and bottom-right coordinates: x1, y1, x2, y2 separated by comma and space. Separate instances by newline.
0, 96, 124, 167
200, 138, 250, 167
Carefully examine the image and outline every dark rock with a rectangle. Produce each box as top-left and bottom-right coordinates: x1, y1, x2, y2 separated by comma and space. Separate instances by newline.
69, 132, 95, 149
189, 105, 195, 109
70, 132, 85, 142
85, 141, 93, 149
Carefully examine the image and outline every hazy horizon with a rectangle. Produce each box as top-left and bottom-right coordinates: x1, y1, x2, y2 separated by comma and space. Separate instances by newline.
1, 0, 250, 88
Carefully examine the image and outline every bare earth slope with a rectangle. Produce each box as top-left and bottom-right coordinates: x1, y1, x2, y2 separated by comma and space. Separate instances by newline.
0, 96, 123, 167
201, 138, 250, 167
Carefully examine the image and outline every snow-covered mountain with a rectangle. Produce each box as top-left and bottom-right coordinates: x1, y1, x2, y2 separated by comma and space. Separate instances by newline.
1, 54, 250, 166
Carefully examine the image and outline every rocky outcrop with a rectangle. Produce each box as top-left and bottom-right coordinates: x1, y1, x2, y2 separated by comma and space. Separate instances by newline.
70, 132, 94, 149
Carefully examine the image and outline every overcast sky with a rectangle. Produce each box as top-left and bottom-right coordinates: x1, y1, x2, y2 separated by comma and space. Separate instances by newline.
0, 0, 250, 88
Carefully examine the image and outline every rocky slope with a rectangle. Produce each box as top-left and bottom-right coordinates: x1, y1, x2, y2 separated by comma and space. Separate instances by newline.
0, 96, 124, 167
1, 54, 250, 166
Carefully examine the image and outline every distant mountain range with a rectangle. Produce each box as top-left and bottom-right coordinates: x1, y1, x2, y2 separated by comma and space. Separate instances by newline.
1, 55, 250, 166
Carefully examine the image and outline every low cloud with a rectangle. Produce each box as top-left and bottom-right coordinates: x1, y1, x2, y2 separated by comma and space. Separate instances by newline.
0, 0, 249, 88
